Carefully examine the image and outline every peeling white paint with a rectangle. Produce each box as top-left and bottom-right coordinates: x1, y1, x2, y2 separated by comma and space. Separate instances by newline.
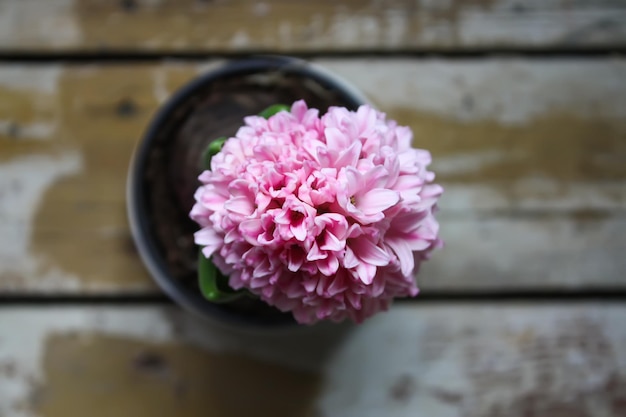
195, 60, 227, 76
328, 14, 380, 47
0, 307, 173, 417
433, 150, 519, 176
0, 152, 83, 291
421, 216, 626, 288
0, 66, 62, 95
316, 59, 626, 124
151, 69, 169, 104
253, 2, 270, 17
458, 6, 626, 47
2, 305, 624, 417
230, 30, 251, 48
279, 22, 292, 46
384, 9, 408, 46
0, 121, 57, 141
1, 0, 626, 51
316, 304, 625, 417
0, 0, 80, 48
441, 181, 626, 212
0, 306, 342, 416
140, 0, 165, 7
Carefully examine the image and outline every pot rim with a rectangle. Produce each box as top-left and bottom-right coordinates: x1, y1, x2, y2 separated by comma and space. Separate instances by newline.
127, 55, 369, 328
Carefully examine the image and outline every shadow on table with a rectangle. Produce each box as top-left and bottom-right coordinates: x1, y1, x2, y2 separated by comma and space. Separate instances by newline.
157, 308, 356, 417
35, 309, 354, 417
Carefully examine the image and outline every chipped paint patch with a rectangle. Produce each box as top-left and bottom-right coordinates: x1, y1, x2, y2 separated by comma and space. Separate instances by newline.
0, 307, 330, 417
3, 0, 626, 51
0, 121, 57, 141
458, 6, 626, 47
151, 69, 169, 104
0, 0, 81, 49
315, 304, 626, 417
317, 59, 626, 124
420, 216, 626, 289
2, 305, 626, 416
0, 308, 173, 417
195, 60, 227, 76
434, 149, 518, 176
0, 67, 62, 96
442, 181, 626, 212
388, 110, 626, 185
0, 152, 83, 290
229, 30, 251, 48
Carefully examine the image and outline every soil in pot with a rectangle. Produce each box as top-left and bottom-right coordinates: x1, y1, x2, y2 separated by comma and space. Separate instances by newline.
141, 67, 360, 324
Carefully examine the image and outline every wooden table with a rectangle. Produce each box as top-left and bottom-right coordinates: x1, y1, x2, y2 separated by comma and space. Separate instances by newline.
1, 1, 625, 416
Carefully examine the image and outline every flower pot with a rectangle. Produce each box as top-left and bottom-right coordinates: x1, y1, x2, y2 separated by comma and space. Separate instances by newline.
127, 56, 368, 327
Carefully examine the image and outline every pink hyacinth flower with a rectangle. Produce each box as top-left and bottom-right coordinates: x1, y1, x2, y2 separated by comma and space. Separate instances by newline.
190, 100, 443, 324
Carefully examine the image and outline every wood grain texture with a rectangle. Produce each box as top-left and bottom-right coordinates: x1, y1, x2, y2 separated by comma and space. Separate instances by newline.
1, 0, 625, 52
0, 59, 624, 293
1, 304, 626, 416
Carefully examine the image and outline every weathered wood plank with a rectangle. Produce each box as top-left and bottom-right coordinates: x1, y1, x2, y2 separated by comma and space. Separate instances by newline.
0, 59, 624, 293
1, 0, 625, 52
1, 304, 626, 416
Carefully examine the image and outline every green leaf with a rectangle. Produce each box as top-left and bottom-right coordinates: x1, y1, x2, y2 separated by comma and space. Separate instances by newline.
198, 249, 245, 303
202, 137, 227, 169
258, 104, 290, 119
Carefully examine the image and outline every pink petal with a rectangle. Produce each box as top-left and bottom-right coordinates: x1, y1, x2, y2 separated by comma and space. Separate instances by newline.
386, 238, 414, 277
262, 285, 276, 298
327, 271, 348, 296
239, 219, 263, 245
334, 141, 362, 168
195, 227, 221, 247
290, 100, 308, 120
356, 188, 399, 215
291, 222, 308, 241
355, 262, 377, 285
351, 237, 390, 267
320, 230, 344, 252
346, 291, 361, 309
224, 196, 254, 216
307, 243, 327, 262
370, 275, 386, 297
189, 203, 211, 225
362, 165, 389, 188
253, 258, 272, 277
303, 278, 317, 293
318, 255, 339, 276
324, 127, 348, 150
249, 276, 269, 289
201, 245, 219, 259
342, 167, 362, 196
342, 247, 359, 269
200, 187, 229, 212
224, 228, 240, 244
356, 105, 377, 133
287, 247, 305, 272
394, 174, 422, 191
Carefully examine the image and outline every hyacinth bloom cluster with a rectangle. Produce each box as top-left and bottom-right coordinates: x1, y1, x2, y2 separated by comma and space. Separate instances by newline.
190, 100, 442, 324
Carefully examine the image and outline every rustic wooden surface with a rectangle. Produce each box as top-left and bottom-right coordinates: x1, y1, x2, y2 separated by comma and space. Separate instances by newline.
0, 60, 624, 293
1, 0, 626, 52
1, 1, 626, 416
2, 304, 626, 417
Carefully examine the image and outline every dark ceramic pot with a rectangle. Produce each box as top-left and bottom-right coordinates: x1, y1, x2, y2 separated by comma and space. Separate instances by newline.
127, 56, 368, 327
